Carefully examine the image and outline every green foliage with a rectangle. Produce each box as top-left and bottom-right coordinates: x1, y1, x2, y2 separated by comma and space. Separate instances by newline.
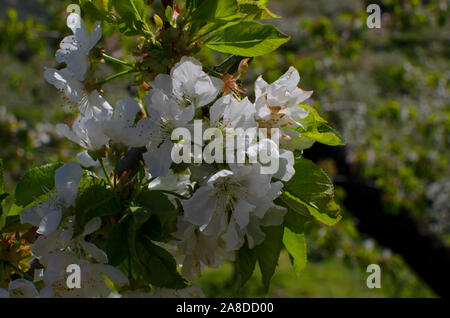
283, 216, 307, 277
136, 236, 187, 289
0, 214, 32, 233
111, 0, 149, 36
281, 159, 341, 226
79, 0, 118, 23
238, 0, 280, 20
0, 159, 4, 194
206, 22, 289, 57
0, 8, 46, 58
74, 185, 121, 236
237, 241, 257, 287
134, 190, 178, 242
106, 216, 129, 266
0, 194, 8, 230
14, 162, 63, 207
113, 0, 146, 21
0, 159, 6, 229
254, 225, 284, 292
190, 0, 240, 21
127, 210, 187, 289
292, 104, 345, 147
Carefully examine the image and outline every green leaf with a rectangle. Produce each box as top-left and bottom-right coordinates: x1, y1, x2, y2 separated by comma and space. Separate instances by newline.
106, 217, 129, 266
134, 190, 178, 241
74, 185, 121, 236
14, 162, 63, 207
79, 0, 118, 23
191, 0, 240, 21
0, 193, 9, 204
134, 190, 175, 213
283, 134, 316, 151
112, 0, 146, 20
129, 206, 152, 228
165, 5, 174, 25
255, 224, 284, 292
277, 192, 311, 218
293, 105, 345, 146
118, 12, 145, 35
0, 159, 5, 229
237, 240, 257, 287
1, 215, 32, 233
0, 158, 4, 193
284, 159, 335, 207
0, 193, 9, 230
281, 191, 341, 226
282, 159, 341, 226
298, 104, 328, 124
283, 221, 307, 277
283, 207, 308, 232
206, 21, 289, 56
138, 236, 187, 289
238, 1, 280, 20
78, 170, 101, 191
302, 123, 345, 146
112, 0, 146, 35
128, 221, 187, 289
5, 202, 23, 217
124, 203, 186, 288
134, 190, 177, 223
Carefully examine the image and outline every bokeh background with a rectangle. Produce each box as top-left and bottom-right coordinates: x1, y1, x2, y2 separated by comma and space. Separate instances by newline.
0, 0, 449, 297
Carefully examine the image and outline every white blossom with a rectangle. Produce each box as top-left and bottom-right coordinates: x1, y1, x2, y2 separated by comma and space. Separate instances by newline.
45, 13, 111, 119
20, 162, 82, 235
255, 66, 313, 144
143, 88, 195, 177
102, 97, 152, 148
210, 95, 257, 130
0, 279, 40, 298
182, 164, 285, 251
149, 169, 193, 197
171, 217, 233, 281
55, 13, 102, 81
149, 56, 224, 109
56, 112, 111, 165
31, 217, 128, 298
44, 68, 113, 119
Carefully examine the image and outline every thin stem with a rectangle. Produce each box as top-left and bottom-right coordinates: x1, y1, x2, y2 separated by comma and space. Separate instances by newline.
95, 69, 138, 87
130, 0, 155, 40
102, 53, 134, 67
203, 66, 222, 77
99, 158, 114, 188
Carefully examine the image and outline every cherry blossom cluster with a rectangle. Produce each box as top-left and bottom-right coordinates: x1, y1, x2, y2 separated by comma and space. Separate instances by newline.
2, 13, 314, 297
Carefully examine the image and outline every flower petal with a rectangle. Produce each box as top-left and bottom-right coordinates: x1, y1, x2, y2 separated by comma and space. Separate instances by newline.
55, 161, 82, 207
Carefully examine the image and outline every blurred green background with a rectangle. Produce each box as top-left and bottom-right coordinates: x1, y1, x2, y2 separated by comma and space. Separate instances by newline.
0, 0, 448, 297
